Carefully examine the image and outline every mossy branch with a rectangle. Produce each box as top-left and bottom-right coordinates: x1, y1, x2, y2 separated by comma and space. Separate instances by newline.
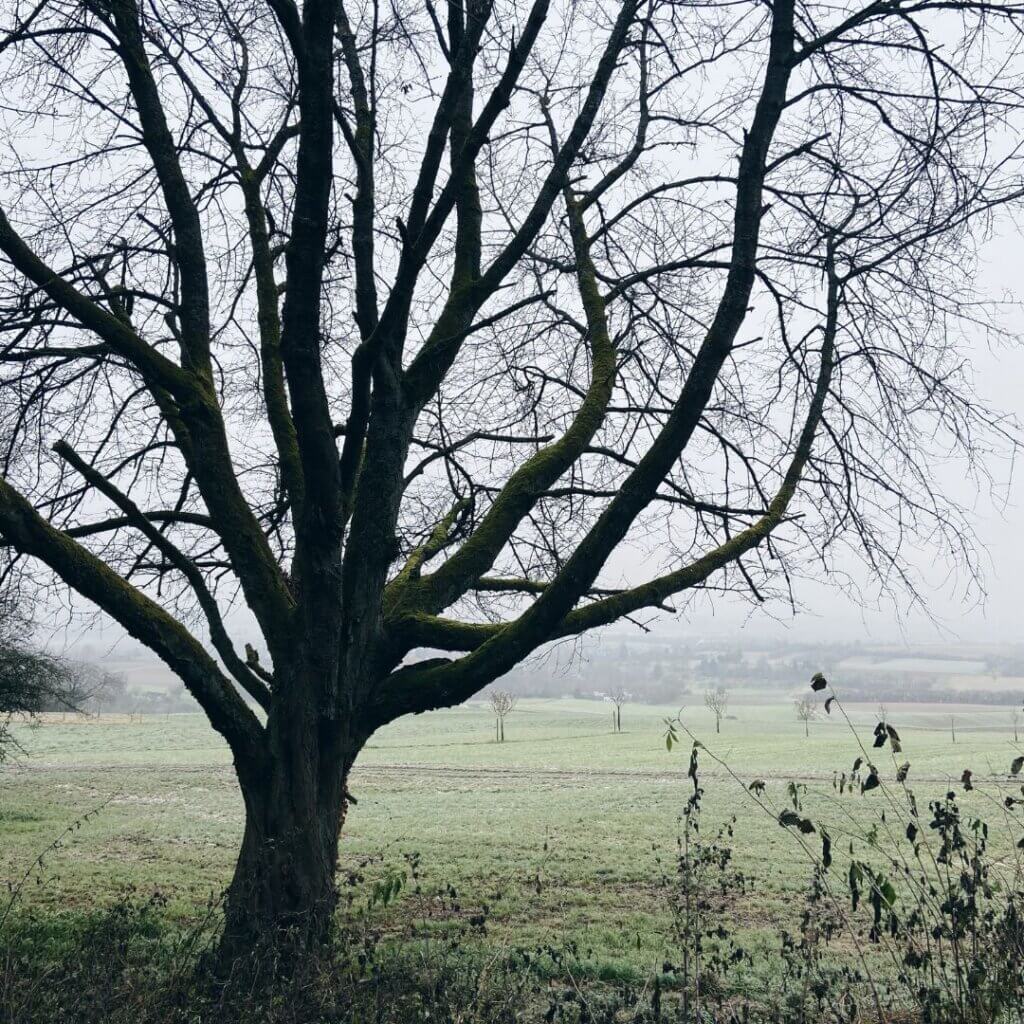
53, 440, 272, 710
0, 474, 265, 758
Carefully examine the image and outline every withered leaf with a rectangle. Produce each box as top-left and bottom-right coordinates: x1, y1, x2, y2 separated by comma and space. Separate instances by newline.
886, 724, 902, 754
779, 809, 816, 834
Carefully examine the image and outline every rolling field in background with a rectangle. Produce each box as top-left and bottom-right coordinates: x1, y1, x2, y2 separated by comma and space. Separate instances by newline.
3, 696, 1023, 981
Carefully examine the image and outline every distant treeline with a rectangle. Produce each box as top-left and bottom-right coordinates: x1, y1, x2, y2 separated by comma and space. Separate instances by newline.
493, 659, 1022, 707
821, 671, 1022, 706
33, 663, 197, 715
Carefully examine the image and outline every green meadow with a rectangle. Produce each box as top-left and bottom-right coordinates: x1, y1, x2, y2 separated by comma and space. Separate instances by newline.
2, 697, 1022, 982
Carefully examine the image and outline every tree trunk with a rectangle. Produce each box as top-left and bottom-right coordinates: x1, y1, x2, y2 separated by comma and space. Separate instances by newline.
218, 725, 357, 971
716, 716, 720, 734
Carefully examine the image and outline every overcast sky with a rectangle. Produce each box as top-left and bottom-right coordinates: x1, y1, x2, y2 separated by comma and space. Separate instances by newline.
66, 320, 1024, 668
673, 229, 1024, 646
41, 222, 1024, 663
58, 229, 1024, 665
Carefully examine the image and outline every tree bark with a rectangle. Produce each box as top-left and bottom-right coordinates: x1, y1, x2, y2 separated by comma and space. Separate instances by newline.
218, 725, 357, 970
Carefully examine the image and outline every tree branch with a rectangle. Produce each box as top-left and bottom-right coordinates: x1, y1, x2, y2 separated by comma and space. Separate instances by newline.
53, 440, 272, 710
0, 474, 265, 758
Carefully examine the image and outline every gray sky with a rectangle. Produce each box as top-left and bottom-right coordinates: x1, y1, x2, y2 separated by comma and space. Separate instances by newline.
672, 230, 1024, 646
5, 1, 1019, 665
67, 351, 1024, 663
60, 235, 1024, 665
43, 219, 1024, 662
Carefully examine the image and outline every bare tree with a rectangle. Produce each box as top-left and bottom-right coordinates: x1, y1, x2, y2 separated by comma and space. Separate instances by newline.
64, 664, 129, 717
95, 671, 128, 717
608, 687, 629, 733
704, 688, 729, 735
0, 600, 77, 756
794, 696, 817, 738
0, 0, 1021, 961
488, 689, 516, 742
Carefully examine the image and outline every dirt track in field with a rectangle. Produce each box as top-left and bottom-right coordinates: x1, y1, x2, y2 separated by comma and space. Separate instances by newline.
2, 760, 1014, 787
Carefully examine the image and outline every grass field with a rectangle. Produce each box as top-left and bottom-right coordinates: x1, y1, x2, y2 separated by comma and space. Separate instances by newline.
3, 696, 1023, 983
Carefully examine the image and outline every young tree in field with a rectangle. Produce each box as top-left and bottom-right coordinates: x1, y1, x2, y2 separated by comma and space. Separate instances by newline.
0, 0, 1021, 960
488, 689, 516, 742
609, 687, 629, 733
1012, 708, 1020, 744
704, 688, 729, 735
794, 696, 817, 738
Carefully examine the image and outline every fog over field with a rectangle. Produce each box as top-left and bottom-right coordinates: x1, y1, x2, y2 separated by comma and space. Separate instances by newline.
5, 0, 1024, 1020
